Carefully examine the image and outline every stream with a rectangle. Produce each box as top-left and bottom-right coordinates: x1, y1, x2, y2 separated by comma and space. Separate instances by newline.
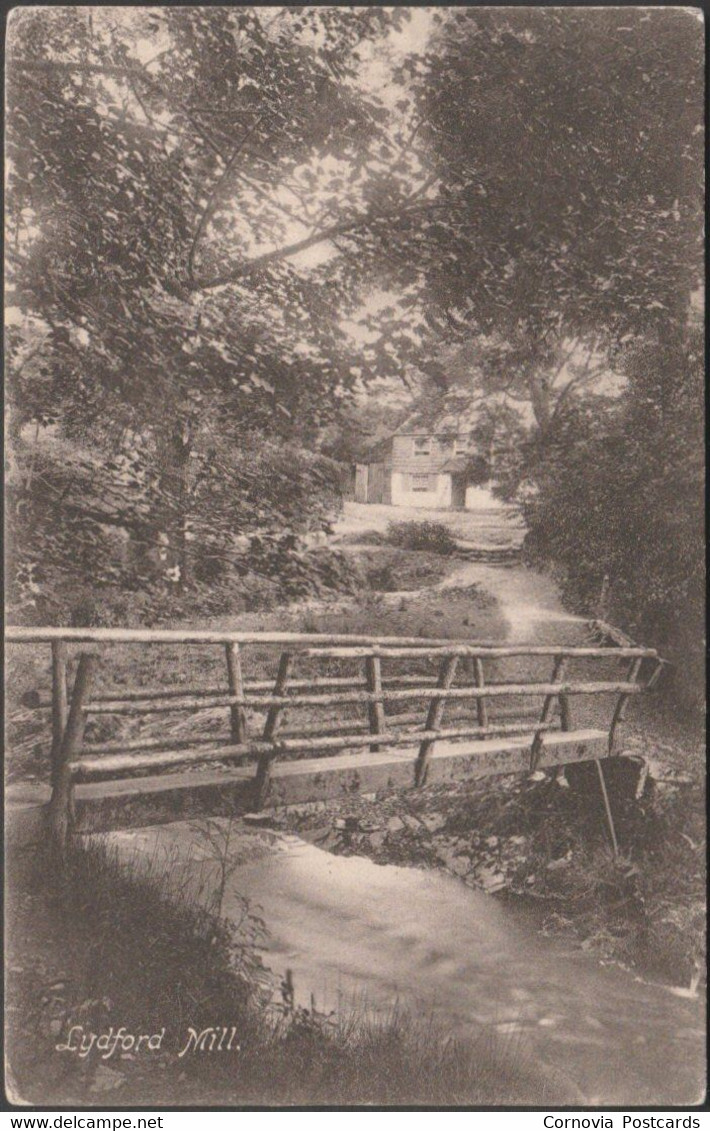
106, 821, 704, 1106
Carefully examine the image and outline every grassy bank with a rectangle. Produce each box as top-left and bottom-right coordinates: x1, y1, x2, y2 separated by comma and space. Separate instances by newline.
5, 837, 573, 1107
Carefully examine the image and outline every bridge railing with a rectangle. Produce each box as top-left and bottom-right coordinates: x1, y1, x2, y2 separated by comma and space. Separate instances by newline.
6, 625, 662, 853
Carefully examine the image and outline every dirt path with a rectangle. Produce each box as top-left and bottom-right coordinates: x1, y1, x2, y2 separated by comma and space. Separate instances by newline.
381, 558, 587, 644
333, 499, 526, 547
338, 500, 586, 645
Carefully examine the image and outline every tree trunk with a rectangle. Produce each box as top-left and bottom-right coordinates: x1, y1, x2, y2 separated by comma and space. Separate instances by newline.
175, 420, 193, 593
527, 372, 552, 433
157, 416, 194, 592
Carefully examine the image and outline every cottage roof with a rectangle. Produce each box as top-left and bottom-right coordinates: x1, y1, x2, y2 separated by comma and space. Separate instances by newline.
391, 402, 481, 436
360, 398, 483, 461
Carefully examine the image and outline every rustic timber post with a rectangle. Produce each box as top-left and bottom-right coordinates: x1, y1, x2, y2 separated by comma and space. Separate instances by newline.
595, 574, 610, 618
225, 643, 248, 746
595, 760, 620, 859
50, 641, 69, 788
473, 657, 488, 729
608, 657, 643, 752
645, 658, 665, 690
49, 651, 96, 859
365, 652, 386, 753
415, 655, 459, 787
559, 685, 571, 732
530, 654, 566, 772
253, 651, 293, 809
594, 656, 643, 861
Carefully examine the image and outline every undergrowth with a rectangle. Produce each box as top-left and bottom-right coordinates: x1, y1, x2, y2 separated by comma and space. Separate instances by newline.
480, 763, 706, 984
386, 520, 458, 556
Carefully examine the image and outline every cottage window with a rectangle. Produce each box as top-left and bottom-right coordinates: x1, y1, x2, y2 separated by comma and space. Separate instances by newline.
454, 437, 468, 454
411, 474, 433, 492
413, 437, 431, 456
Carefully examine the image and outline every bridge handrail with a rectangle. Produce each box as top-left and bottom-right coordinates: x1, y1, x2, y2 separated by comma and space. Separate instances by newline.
7, 623, 663, 857
5, 625, 657, 656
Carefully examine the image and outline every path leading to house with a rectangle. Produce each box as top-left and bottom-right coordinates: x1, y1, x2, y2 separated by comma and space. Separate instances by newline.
333, 499, 527, 549
378, 558, 585, 644
335, 500, 586, 643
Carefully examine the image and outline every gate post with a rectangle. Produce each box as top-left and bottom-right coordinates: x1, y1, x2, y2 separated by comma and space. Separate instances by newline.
595, 655, 644, 858
365, 652, 386, 753
50, 641, 69, 788
415, 655, 459, 787
473, 657, 488, 728
595, 760, 620, 859
49, 652, 96, 860
253, 651, 293, 809
225, 642, 248, 747
608, 657, 644, 752
530, 654, 566, 772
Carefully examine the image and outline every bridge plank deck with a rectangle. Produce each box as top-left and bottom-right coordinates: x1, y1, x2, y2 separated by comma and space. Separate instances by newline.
69, 729, 608, 831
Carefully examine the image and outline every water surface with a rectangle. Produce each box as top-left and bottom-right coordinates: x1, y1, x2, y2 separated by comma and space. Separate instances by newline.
108, 823, 705, 1106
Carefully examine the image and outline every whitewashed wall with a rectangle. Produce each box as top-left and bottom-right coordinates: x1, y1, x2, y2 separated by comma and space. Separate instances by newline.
464, 485, 500, 510
390, 471, 452, 508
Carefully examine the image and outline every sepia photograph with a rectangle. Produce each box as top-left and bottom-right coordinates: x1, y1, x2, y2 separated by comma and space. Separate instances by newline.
4, 4, 705, 1111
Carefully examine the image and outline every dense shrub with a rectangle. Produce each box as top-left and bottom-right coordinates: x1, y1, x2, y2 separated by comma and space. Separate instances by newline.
386, 520, 458, 556
8, 547, 363, 629
523, 331, 704, 711
244, 536, 361, 601
6, 431, 345, 626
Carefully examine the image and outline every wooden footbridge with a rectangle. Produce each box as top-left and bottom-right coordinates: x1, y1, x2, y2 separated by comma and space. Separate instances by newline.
7, 623, 663, 853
